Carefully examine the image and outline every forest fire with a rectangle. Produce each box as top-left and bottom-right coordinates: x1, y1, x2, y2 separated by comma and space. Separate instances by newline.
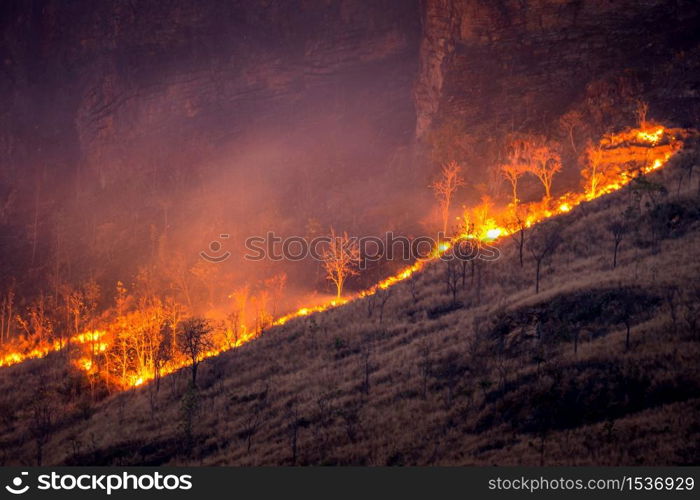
255, 123, 686, 330
0, 122, 688, 390
3, 0, 700, 470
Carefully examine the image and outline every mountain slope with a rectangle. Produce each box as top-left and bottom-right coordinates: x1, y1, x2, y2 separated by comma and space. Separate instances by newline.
1, 155, 700, 466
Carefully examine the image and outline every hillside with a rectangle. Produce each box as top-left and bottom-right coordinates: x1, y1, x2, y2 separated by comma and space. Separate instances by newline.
1, 151, 699, 466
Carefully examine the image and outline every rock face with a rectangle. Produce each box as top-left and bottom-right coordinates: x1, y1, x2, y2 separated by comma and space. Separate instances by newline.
413, 0, 461, 139
414, 0, 700, 142
1, 0, 421, 186
3, 0, 699, 188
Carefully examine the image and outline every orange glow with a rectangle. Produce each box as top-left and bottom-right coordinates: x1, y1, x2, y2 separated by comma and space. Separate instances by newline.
0, 330, 106, 368
636, 127, 665, 145
198, 123, 686, 343
122, 122, 679, 364
0, 123, 688, 389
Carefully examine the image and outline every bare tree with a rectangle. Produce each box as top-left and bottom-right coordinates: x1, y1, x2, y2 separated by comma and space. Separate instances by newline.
500, 140, 528, 206
0, 287, 14, 345
558, 110, 583, 154
675, 148, 698, 195
500, 162, 525, 207
16, 292, 53, 346
224, 310, 242, 349
527, 223, 562, 294
527, 145, 562, 200
407, 274, 419, 305
456, 216, 482, 287
607, 215, 629, 269
176, 317, 214, 386
505, 205, 530, 267
376, 287, 392, 324
505, 134, 561, 200
240, 384, 268, 454
154, 320, 173, 392
609, 287, 646, 351
444, 257, 460, 305
321, 228, 360, 299
635, 99, 649, 129
430, 161, 465, 235
459, 226, 483, 297
284, 399, 306, 465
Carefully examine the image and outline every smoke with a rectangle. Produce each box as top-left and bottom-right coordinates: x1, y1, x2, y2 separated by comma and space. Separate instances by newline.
0, 0, 425, 315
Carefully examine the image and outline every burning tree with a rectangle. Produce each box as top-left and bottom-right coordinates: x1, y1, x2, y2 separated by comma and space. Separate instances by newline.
500, 162, 526, 207
503, 134, 562, 201
154, 320, 174, 391
252, 290, 272, 334
500, 136, 532, 207
322, 228, 360, 299
430, 161, 465, 235
635, 100, 649, 130
223, 284, 252, 348
527, 143, 562, 200
582, 140, 606, 199
16, 293, 53, 346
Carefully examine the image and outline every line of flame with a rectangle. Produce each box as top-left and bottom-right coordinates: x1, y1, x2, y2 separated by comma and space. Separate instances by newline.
0, 125, 687, 388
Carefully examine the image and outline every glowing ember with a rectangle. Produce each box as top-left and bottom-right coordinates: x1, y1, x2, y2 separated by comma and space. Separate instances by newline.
485, 228, 502, 240
636, 127, 664, 145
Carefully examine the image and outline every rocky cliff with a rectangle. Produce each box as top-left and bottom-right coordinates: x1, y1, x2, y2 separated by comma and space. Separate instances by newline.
4, 0, 699, 193
1, 0, 421, 188
414, 0, 700, 149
